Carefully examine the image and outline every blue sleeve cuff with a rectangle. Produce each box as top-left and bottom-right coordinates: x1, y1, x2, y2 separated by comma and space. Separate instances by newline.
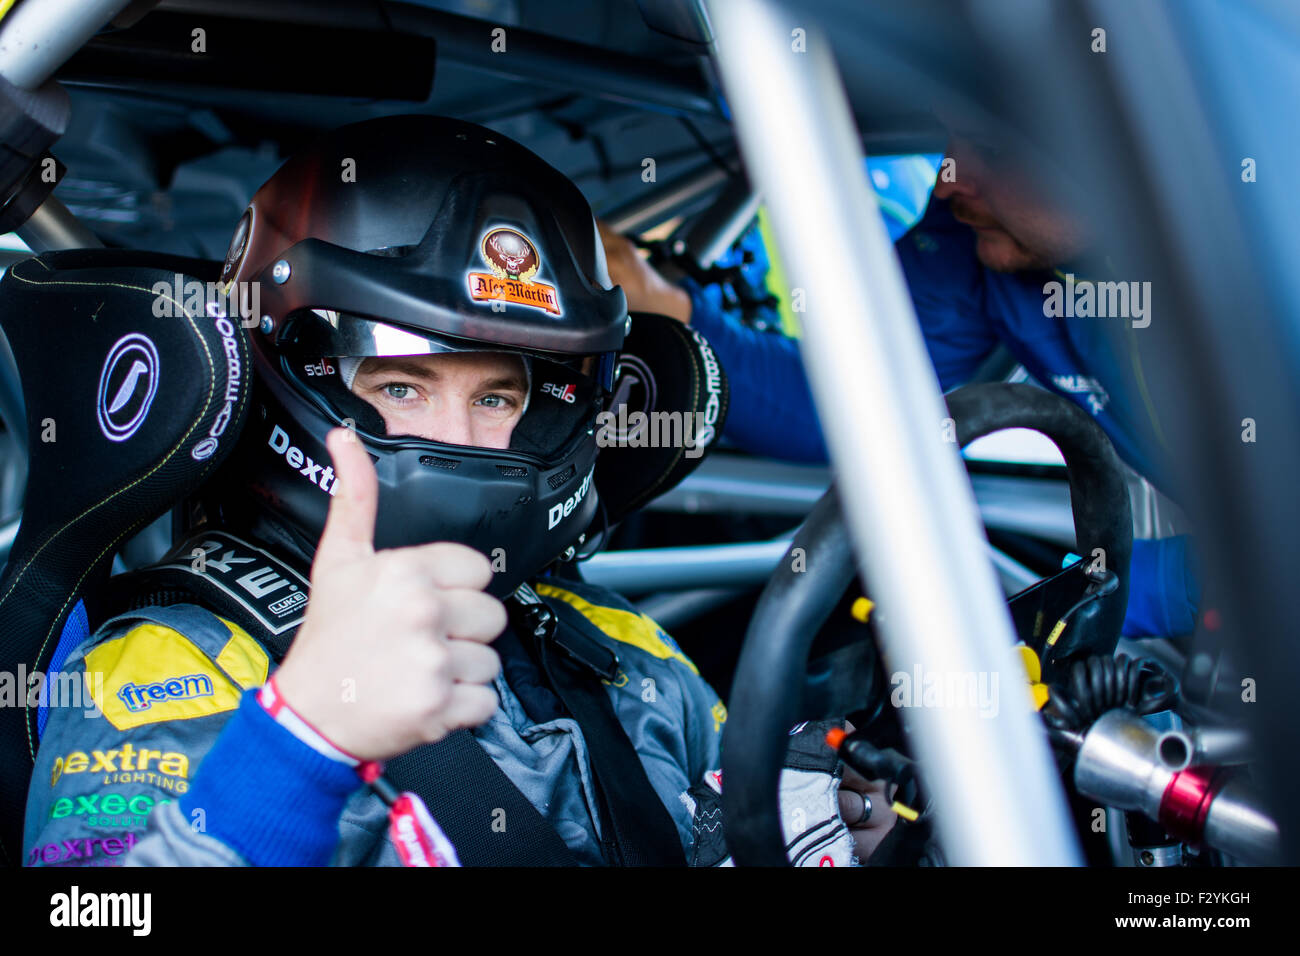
681, 276, 721, 337
678, 277, 831, 463
181, 689, 363, 867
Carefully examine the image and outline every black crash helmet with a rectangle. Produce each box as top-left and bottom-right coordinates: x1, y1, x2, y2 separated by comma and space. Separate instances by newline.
219, 114, 627, 595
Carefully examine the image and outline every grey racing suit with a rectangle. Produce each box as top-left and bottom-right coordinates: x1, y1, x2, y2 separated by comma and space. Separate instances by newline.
23, 578, 854, 867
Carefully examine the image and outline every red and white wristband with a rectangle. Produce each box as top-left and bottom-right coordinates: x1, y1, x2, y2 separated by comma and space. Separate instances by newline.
258, 678, 363, 767
256, 677, 461, 867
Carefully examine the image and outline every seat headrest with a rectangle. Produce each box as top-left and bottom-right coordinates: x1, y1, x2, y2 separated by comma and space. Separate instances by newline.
593, 311, 729, 527
0, 249, 252, 860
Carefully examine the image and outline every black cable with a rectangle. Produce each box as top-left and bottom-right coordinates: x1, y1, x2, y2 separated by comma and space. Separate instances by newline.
575, 496, 611, 563
1044, 654, 1179, 731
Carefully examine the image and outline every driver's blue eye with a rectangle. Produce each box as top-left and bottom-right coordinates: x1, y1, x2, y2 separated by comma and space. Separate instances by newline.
385, 383, 413, 400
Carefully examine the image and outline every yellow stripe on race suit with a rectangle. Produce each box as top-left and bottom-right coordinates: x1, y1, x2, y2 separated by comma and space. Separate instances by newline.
84, 620, 269, 731
213, 617, 271, 690
534, 583, 699, 676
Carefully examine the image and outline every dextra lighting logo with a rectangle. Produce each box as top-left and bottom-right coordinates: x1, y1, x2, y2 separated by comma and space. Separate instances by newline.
117, 674, 214, 712
467, 226, 562, 315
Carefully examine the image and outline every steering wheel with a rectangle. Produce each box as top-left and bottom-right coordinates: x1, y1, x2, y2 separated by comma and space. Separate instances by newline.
721, 382, 1134, 865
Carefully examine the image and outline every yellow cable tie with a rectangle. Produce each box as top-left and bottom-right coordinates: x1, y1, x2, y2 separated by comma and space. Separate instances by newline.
1046, 618, 1068, 647
892, 800, 919, 823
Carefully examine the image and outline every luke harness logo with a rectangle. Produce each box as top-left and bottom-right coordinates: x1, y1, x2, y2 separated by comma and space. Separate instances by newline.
159, 530, 311, 636
117, 674, 213, 712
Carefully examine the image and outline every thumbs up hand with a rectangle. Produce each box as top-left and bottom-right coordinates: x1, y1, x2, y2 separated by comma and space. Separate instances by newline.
273, 428, 504, 762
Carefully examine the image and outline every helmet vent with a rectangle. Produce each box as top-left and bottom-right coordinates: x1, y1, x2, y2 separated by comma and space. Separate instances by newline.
419, 455, 460, 471
497, 465, 528, 478
547, 465, 576, 490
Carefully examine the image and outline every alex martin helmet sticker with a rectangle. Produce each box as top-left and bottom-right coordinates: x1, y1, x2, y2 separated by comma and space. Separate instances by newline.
467, 227, 562, 315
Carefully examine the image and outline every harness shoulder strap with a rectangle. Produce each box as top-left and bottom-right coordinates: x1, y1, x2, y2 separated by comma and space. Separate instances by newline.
101, 530, 310, 663
384, 732, 580, 866
514, 585, 688, 867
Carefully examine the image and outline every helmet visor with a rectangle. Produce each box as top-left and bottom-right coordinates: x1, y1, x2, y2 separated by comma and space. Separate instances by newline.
278, 308, 611, 462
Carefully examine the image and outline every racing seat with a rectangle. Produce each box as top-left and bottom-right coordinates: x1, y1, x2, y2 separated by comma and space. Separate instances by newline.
0, 250, 252, 866
0, 252, 727, 866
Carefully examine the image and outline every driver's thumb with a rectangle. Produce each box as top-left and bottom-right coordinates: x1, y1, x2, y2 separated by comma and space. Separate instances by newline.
315, 427, 378, 566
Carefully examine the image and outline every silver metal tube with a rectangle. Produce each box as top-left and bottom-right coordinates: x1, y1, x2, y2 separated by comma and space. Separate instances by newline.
704, 0, 1080, 865
987, 545, 1041, 596
1074, 710, 1279, 864
636, 587, 747, 632
651, 458, 1078, 550
680, 175, 763, 267
1204, 777, 1280, 864
1074, 710, 1172, 819
591, 537, 1035, 599
1190, 724, 1253, 766
603, 163, 732, 235
584, 539, 792, 595
0, 0, 134, 91
15, 196, 101, 251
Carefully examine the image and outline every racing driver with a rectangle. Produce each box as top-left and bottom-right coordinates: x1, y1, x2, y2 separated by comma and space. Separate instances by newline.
22, 115, 893, 867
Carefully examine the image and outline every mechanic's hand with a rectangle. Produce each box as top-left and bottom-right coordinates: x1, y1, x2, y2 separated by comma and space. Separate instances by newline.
273, 427, 504, 762
836, 720, 899, 861
597, 220, 693, 324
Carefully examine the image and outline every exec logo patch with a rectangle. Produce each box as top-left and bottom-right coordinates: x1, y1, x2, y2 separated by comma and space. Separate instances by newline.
48, 791, 171, 828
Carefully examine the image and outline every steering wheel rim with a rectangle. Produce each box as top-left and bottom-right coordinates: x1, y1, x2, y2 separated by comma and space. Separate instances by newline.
721, 382, 1133, 866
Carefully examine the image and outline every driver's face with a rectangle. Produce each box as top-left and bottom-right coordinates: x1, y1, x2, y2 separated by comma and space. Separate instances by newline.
930, 135, 1088, 273
349, 351, 528, 448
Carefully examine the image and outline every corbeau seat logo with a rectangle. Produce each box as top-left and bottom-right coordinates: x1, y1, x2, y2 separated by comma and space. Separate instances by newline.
467, 226, 562, 315
192, 315, 242, 461
97, 333, 160, 442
